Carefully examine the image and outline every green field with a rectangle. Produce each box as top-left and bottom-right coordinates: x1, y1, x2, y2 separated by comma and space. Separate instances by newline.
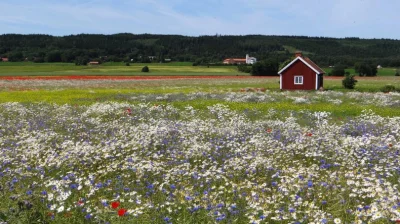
0, 62, 240, 76
0, 62, 398, 76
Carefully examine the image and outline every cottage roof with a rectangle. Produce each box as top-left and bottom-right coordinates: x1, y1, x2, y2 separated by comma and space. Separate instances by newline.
224, 58, 247, 62
278, 56, 325, 75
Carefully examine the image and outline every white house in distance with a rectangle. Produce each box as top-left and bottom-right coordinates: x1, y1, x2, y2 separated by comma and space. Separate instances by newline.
223, 54, 257, 64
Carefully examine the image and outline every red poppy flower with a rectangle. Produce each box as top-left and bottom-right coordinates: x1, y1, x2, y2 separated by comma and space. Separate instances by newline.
389, 143, 393, 147
126, 108, 132, 115
266, 129, 272, 133
306, 133, 312, 137
47, 212, 54, 217
111, 201, 120, 209
118, 208, 127, 217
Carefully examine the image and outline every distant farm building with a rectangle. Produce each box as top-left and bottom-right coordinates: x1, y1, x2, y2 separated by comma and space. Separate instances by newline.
88, 61, 100, 65
223, 54, 257, 64
278, 52, 325, 90
1, 58, 9, 62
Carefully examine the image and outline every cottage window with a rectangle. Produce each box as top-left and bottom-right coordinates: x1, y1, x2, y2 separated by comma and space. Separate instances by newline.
294, 76, 303, 84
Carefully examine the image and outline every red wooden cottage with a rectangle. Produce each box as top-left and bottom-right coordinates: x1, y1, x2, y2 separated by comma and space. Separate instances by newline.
278, 52, 325, 90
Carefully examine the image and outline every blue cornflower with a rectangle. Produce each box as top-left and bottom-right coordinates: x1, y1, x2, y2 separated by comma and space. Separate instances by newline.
271, 181, 278, 187
26, 190, 32, 195
85, 213, 92, 219
70, 184, 78, 189
307, 180, 313, 188
321, 219, 328, 224
216, 214, 226, 222
289, 207, 295, 213
320, 182, 328, 187
41, 190, 47, 195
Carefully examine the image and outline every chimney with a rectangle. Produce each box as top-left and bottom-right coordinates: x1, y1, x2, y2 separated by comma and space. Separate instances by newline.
295, 51, 303, 58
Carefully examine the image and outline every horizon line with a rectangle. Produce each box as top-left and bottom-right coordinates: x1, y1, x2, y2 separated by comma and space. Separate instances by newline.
1, 33, 399, 41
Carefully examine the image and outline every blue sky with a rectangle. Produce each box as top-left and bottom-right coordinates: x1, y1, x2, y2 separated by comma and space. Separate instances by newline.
0, 0, 398, 39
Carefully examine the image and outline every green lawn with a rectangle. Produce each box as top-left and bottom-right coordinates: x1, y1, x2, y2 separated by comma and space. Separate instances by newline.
0, 62, 240, 76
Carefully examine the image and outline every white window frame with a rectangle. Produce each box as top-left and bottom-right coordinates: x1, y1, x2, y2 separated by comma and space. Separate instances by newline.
294, 76, 303, 85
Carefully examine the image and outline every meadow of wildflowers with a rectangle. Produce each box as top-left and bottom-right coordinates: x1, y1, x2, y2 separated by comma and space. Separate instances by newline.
0, 99, 399, 223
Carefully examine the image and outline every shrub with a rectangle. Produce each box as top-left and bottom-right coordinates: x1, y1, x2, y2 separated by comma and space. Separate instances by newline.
237, 64, 252, 73
395, 68, 400, 76
251, 59, 279, 76
380, 85, 396, 93
125, 62, 130, 66
330, 64, 346, 76
141, 66, 149, 72
74, 56, 89, 66
354, 62, 377, 77
342, 74, 357, 89
33, 57, 45, 63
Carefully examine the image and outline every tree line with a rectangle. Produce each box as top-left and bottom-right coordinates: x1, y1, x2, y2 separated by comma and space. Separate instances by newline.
1, 33, 400, 67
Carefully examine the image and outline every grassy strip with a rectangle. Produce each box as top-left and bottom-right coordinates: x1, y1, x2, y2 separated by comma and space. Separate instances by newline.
0, 62, 397, 76
171, 100, 400, 117
0, 62, 240, 75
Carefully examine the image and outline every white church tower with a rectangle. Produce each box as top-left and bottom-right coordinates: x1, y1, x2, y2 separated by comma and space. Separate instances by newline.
246, 54, 257, 64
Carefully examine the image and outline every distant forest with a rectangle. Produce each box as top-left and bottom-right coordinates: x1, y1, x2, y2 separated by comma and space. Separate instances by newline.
1, 33, 400, 67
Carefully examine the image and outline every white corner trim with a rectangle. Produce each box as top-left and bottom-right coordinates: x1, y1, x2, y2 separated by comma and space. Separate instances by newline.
280, 74, 282, 89
278, 57, 321, 75
315, 73, 318, 90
